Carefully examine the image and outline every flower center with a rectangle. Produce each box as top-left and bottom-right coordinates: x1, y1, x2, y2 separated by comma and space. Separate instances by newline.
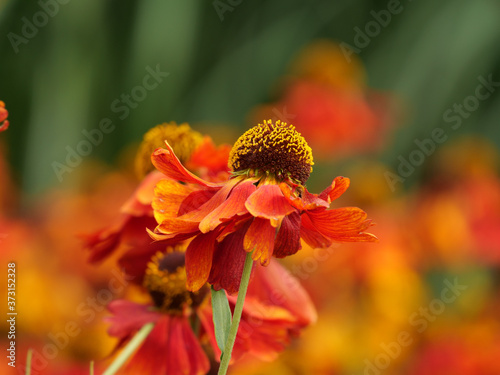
228, 119, 314, 185
135, 122, 203, 179
143, 249, 208, 314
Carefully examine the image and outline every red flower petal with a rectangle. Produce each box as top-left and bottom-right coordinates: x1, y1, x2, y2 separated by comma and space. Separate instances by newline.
245, 184, 296, 226
319, 176, 350, 202
106, 300, 160, 339
119, 315, 210, 375
273, 212, 302, 258
300, 213, 332, 248
199, 179, 256, 233
178, 188, 219, 216
209, 220, 253, 295
248, 260, 317, 326
185, 231, 220, 292
280, 183, 329, 211
180, 177, 240, 223
151, 143, 218, 187
306, 207, 378, 242
244, 218, 276, 266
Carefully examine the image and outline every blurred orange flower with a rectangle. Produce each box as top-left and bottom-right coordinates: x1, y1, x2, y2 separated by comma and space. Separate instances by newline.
251, 40, 395, 159
0, 100, 9, 132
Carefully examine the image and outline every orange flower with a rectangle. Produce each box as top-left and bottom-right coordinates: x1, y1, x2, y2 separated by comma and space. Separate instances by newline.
105, 250, 316, 374
0, 101, 9, 132
151, 119, 377, 294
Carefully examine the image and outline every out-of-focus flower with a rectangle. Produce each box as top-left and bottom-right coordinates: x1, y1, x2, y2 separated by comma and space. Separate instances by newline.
151, 119, 377, 294
83, 123, 230, 282
251, 40, 395, 160
0, 100, 9, 132
105, 248, 316, 374
414, 137, 500, 265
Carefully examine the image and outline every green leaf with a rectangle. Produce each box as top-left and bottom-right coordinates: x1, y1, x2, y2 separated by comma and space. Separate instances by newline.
211, 286, 232, 354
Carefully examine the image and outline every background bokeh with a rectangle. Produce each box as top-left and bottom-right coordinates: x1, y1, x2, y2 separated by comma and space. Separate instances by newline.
1, 0, 500, 374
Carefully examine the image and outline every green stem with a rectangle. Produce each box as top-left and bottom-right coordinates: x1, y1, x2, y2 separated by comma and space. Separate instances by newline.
217, 252, 254, 375
90, 360, 94, 375
102, 322, 155, 375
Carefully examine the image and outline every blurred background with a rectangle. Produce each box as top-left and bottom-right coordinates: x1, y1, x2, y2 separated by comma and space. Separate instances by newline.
1, 0, 500, 374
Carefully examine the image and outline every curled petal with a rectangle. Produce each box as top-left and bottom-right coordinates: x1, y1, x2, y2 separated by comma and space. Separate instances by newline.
280, 183, 329, 211
319, 176, 350, 203
244, 218, 276, 266
273, 212, 302, 258
246, 184, 296, 226
151, 143, 218, 187
306, 207, 378, 242
155, 218, 200, 235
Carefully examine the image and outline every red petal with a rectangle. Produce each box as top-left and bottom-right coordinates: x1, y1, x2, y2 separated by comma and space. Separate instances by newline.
319, 176, 350, 203
244, 218, 276, 266
166, 316, 210, 375
180, 177, 241, 223
106, 300, 160, 339
300, 213, 332, 248
119, 315, 209, 375
306, 207, 378, 242
245, 184, 296, 226
178, 188, 218, 216
248, 260, 317, 326
151, 143, 218, 187
185, 231, 219, 292
273, 212, 302, 258
209, 221, 253, 295
280, 183, 329, 211
199, 179, 256, 233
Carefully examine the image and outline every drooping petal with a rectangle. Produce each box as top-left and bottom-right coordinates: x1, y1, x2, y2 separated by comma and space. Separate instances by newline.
300, 213, 332, 248
273, 212, 302, 258
118, 315, 210, 375
152, 178, 198, 223
151, 143, 218, 187
199, 179, 256, 233
243, 218, 276, 266
247, 260, 318, 327
185, 231, 220, 292
245, 184, 296, 226
209, 221, 252, 295
166, 316, 210, 375
319, 176, 350, 202
306, 207, 378, 242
